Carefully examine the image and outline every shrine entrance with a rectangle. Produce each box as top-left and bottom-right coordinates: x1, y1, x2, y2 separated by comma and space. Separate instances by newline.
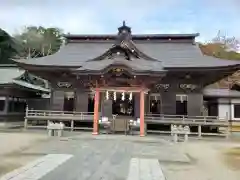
92, 87, 147, 136
112, 92, 134, 116
102, 90, 135, 117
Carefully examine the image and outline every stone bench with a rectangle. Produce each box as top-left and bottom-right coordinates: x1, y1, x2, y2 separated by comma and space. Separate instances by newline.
171, 125, 190, 143
47, 122, 65, 137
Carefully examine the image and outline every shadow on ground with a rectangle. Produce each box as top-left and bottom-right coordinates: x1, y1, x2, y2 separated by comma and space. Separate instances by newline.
224, 147, 240, 170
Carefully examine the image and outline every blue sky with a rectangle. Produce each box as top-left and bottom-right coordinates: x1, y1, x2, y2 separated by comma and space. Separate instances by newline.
0, 0, 239, 42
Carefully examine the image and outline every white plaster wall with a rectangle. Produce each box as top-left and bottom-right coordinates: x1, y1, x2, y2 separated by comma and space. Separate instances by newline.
231, 99, 240, 121
218, 98, 240, 121
231, 99, 240, 104
0, 97, 6, 100
218, 103, 230, 120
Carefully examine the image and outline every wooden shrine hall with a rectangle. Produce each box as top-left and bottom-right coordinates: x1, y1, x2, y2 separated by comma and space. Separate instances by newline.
15, 22, 240, 136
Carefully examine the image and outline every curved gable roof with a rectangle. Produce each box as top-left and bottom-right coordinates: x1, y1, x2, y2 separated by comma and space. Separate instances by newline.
14, 22, 240, 70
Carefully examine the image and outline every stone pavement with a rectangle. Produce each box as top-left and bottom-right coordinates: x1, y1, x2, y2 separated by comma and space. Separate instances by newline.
0, 134, 188, 180
0, 154, 73, 180
127, 158, 165, 180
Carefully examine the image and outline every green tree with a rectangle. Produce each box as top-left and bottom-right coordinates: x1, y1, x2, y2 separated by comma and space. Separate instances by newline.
0, 28, 18, 64
199, 43, 240, 60
199, 31, 240, 60
14, 26, 64, 58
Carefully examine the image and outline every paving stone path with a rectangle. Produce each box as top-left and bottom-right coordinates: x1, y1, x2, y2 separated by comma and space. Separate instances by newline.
0, 154, 73, 180
1, 156, 166, 180
127, 158, 165, 180
0, 135, 188, 180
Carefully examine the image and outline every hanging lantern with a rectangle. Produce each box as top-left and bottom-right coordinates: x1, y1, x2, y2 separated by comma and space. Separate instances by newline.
121, 92, 125, 101
106, 91, 109, 100
113, 91, 117, 101
129, 92, 132, 101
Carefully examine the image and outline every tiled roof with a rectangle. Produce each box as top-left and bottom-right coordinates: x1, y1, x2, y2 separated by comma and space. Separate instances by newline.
15, 41, 240, 69
0, 68, 25, 84
203, 88, 240, 98
15, 42, 113, 67
136, 42, 240, 68
64, 33, 199, 40
12, 79, 50, 93
0, 67, 50, 93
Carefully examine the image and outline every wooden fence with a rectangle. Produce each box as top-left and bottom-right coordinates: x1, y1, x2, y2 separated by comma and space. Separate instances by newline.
25, 109, 94, 131
145, 114, 229, 137
24, 108, 230, 137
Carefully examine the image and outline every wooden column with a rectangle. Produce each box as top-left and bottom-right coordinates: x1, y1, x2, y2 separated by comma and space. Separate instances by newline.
92, 89, 100, 135
140, 90, 145, 137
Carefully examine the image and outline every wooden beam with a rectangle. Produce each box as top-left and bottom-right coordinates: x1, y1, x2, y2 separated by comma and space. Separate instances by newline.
91, 86, 149, 93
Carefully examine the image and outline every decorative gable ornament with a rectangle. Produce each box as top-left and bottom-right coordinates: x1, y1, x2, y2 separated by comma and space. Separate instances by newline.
179, 84, 198, 91
57, 82, 72, 88
155, 84, 170, 90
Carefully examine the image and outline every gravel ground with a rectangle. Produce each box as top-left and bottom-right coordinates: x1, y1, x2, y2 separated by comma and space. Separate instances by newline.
0, 131, 48, 177
162, 140, 240, 180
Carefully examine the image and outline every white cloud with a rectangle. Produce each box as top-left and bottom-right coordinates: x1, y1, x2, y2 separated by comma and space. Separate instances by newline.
0, 0, 179, 34
0, 0, 239, 43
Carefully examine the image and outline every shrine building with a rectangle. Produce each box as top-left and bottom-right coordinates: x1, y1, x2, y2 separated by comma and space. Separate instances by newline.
15, 22, 240, 135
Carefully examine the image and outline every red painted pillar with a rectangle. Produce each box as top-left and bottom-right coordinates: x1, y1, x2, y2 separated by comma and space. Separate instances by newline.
140, 90, 145, 137
92, 89, 100, 135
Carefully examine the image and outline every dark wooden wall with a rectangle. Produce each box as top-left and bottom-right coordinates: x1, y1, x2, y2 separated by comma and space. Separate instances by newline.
50, 90, 65, 111
161, 91, 176, 115
102, 100, 112, 117
28, 98, 50, 110
49, 88, 205, 116
134, 93, 140, 118
48, 72, 207, 116
187, 93, 203, 116
75, 89, 89, 112
0, 86, 45, 123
